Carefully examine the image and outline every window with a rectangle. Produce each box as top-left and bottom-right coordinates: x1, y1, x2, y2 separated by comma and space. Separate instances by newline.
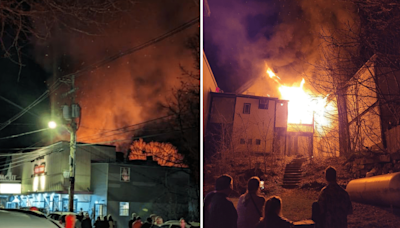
119, 202, 129, 216
259, 98, 269, 109
256, 139, 261, 145
248, 139, 252, 145
243, 103, 251, 114
120, 167, 130, 182
240, 139, 245, 144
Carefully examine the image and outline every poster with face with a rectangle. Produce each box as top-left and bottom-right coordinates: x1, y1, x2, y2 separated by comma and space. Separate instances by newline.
120, 167, 130, 182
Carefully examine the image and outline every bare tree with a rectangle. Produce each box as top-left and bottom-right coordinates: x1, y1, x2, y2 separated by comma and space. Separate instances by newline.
307, 0, 400, 156
0, 0, 134, 80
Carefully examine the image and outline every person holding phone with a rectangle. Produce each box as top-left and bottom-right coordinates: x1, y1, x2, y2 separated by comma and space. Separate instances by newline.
236, 176, 266, 228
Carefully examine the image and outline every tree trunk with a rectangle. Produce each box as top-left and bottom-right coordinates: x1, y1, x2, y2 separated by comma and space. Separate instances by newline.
337, 88, 351, 157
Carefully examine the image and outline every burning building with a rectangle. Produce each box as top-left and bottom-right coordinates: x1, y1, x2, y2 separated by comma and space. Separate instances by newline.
205, 92, 289, 157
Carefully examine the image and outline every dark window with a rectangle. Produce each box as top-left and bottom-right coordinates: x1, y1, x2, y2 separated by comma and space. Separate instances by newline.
248, 139, 252, 145
240, 139, 245, 144
259, 98, 269, 109
243, 103, 251, 114
256, 139, 261, 145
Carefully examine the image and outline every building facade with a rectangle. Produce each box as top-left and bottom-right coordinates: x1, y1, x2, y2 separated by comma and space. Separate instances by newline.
205, 92, 288, 157
3, 141, 195, 225
346, 54, 400, 152
203, 51, 219, 132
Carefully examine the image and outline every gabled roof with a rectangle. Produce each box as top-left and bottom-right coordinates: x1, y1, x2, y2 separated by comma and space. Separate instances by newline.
211, 92, 288, 102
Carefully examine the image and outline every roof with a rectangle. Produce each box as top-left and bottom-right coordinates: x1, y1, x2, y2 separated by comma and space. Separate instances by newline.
210, 92, 288, 102
234, 76, 260, 95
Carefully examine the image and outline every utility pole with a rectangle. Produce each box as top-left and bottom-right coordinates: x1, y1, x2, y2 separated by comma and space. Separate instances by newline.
61, 75, 79, 212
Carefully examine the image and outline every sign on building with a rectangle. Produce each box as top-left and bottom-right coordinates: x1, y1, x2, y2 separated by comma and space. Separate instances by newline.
0, 174, 17, 181
120, 167, 130, 182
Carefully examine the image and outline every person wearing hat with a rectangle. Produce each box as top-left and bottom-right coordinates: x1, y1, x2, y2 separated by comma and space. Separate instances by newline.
132, 216, 142, 228
129, 213, 137, 228
204, 174, 237, 228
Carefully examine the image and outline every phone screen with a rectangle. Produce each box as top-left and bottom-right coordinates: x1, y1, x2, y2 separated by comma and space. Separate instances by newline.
260, 180, 264, 190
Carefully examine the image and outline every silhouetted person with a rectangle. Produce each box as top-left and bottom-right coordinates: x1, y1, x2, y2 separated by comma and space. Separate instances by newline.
107, 214, 115, 228
237, 176, 265, 228
317, 166, 352, 228
132, 216, 142, 228
141, 217, 153, 228
103, 216, 109, 228
82, 213, 92, 228
204, 174, 238, 228
129, 213, 137, 228
256, 196, 293, 228
94, 216, 102, 228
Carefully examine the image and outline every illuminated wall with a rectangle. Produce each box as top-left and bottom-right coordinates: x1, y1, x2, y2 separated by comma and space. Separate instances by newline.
10, 141, 116, 194
233, 96, 276, 153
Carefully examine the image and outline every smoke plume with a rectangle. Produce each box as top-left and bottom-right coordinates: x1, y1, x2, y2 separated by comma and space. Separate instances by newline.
204, 0, 356, 94
33, 0, 199, 151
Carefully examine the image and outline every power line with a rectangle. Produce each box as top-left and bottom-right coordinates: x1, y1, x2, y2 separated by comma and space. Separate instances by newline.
1, 127, 195, 170
0, 17, 199, 134
0, 128, 49, 140
78, 114, 175, 142
0, 80, 61, 132
0, 96, 39, 118
59, 17, 200, 80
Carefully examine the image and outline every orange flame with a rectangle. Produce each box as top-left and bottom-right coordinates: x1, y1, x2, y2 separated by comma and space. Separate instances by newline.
265, 68, 336, 135
266, 67, 281, 84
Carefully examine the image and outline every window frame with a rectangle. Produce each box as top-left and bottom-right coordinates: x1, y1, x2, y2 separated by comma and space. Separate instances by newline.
243, 103, 251, 114
119, 202, 129, 216
259, 98, 269, 109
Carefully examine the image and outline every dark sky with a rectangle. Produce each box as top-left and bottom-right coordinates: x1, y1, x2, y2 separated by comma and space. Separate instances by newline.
204, 0, 355, 93
0, 0, 199, 156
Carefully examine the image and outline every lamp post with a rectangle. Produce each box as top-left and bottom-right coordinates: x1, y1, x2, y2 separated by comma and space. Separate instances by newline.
51, 75, 80, 213
48, 119, 77, 212
68, 119, 77, 213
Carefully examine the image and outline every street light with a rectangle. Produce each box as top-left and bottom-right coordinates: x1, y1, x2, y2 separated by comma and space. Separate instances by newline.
48, 111, 78, 213
48, 121, 57, 129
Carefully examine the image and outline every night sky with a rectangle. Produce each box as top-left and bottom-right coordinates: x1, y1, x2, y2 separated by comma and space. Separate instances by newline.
204, 0, 355, 93
0, 0, 199, 162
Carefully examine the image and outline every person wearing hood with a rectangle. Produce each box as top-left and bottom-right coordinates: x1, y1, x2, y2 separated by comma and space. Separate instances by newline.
103, 216, 109, 228
129, 213, 137, 228
132, 216, 142, 228
107, 214, 115, 228
82, 213, 92, 228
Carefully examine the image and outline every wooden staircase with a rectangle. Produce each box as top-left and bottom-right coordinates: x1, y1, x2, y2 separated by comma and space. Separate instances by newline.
282, 157, 306, 188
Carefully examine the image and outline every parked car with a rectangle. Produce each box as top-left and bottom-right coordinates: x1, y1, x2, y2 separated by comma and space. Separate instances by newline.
48, 211, 77, 227
0, 208, 62, 228
160, 220, 191, 228
21, 206, 48, 215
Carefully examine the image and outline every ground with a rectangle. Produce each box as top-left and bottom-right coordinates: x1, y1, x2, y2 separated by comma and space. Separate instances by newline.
204, 154, 400, 227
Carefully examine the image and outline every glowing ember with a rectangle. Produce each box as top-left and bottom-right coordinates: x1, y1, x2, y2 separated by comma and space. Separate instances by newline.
265, 68, 336, 135
266, 68, 281, 84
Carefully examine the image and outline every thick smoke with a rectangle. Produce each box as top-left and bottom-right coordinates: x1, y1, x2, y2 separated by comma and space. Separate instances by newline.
204, 0, 355, 94
34, 0, 199, 151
